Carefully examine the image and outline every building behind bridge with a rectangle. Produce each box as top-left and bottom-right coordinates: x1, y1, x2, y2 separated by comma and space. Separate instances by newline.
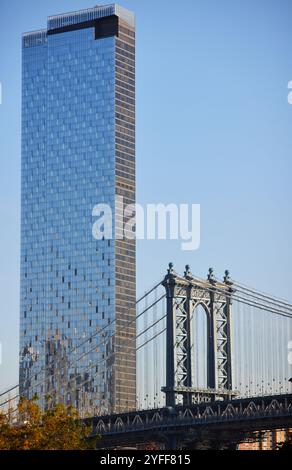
239, 429, 292, 450
19, 4, 136, 415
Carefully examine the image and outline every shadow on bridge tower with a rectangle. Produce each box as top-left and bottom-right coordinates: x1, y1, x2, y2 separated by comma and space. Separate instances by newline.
162, 263, 237, 407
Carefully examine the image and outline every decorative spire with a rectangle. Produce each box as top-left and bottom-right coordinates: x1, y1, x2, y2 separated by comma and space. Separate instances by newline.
162, 262, 177, 287
207, 267, 216, 284
167, 262, 175, 276
224, 269, 233, 286
184, 264, 192, 278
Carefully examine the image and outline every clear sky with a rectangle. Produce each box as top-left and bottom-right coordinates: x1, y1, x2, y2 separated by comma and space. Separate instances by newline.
0, 0, 292, 391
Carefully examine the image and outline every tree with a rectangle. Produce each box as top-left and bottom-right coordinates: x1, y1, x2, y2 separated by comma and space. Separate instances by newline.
0, 398, 98, 450
0, 412, 12, 449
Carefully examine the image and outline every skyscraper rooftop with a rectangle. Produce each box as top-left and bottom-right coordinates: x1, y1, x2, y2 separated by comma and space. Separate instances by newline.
22, 3, 134, 38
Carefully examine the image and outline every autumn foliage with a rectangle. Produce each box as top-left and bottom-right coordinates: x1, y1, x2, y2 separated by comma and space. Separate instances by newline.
0, 398, 97, 450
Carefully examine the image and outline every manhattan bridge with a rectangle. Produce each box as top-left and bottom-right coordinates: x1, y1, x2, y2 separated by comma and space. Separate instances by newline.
1, 263, 292, 449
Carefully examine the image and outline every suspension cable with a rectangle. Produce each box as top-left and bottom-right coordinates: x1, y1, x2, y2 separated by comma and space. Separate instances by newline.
1, 280, 164, 402
0, 292, 166, 410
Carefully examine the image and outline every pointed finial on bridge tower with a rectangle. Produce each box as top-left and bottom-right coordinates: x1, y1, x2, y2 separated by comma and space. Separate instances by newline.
163, 262, 177, 286
224, 270, 233, 285
184, 264, 193, 279
168, 262, 175, 275
223, 270, 234, 291
207, 267, 216, 285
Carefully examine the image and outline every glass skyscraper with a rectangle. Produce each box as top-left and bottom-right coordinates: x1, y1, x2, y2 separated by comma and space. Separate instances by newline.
20, 4, 136, 415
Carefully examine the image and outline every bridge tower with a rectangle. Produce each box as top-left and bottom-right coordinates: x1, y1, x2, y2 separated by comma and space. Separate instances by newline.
162, 263, 237, 406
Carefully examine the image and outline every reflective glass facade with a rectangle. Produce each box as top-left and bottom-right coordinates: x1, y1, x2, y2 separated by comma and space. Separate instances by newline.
20, 5, 135, 415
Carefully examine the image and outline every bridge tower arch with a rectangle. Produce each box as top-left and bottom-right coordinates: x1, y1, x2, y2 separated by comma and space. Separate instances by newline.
162, 263, 236, 406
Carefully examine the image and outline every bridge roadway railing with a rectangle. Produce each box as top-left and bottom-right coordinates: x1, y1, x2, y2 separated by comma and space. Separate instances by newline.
90, 394, 292, 437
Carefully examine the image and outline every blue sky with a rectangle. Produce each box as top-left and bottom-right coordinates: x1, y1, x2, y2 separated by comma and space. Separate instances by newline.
0, 0, 292, 390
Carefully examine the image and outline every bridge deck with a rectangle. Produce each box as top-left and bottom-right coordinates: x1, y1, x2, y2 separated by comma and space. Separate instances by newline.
88, 393, 292, 448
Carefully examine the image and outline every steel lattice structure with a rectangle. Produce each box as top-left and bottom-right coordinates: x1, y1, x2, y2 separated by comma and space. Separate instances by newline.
162, 263, 236, 406
91, 393, 292, 449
